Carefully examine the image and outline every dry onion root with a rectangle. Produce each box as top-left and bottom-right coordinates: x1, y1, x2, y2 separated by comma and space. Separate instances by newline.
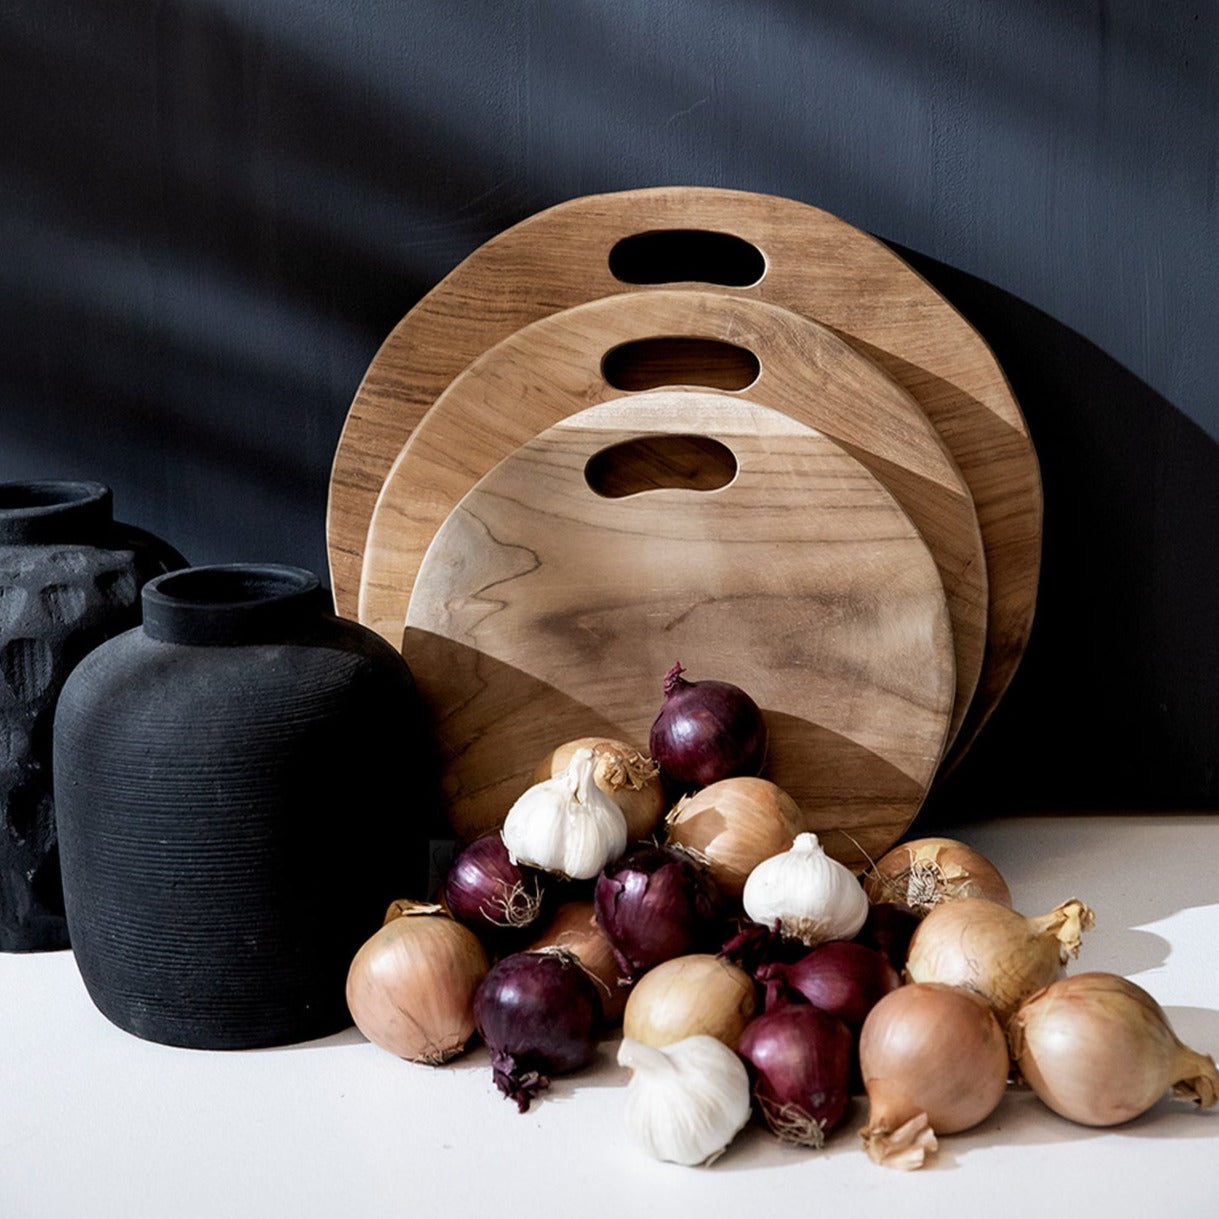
858, 982, 1010, 1170
905, 896, 1095, 1024
1009, 972, 1219, 1126
534, 737, 667, 842
863, 836, 1012, 914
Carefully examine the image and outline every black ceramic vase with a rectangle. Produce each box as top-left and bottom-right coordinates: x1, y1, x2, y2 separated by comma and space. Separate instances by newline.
53, 564, 440, 1050
0, 480, 185, 952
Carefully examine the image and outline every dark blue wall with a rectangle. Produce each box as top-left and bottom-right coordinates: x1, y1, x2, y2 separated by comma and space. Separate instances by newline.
3, 1, 1217, 813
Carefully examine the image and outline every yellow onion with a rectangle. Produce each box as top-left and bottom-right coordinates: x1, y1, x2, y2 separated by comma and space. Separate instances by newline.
905, 896, 1094, 1024
863, 836, 1012, 913
534, 738, 667, 841
622, 953, 757, 1049
346, 900, 489, 1064
527, 900, 628, 1024
1009, 972, 1219, 1126
859, 982, 1010, 1170
665, 777, 801, 898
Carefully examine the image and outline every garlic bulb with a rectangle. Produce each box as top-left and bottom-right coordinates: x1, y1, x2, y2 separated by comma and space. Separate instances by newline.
618, 1035, 752, 1166
742, 832, 869, 946
502, 747, 628, 880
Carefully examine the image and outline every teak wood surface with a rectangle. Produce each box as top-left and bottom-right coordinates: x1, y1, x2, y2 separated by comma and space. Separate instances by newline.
328, 187, 1041, 758
400, 393, 956, 863
360, 290, 987, 749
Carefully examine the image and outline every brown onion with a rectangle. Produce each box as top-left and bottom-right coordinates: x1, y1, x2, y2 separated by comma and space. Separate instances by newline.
527, 900, 627, 1024
1009, 972, 1219, 1126
859, 982, 1010, 1169
665, 777, 800, 898
534, 738, 667, 841
346, 900, 490, 1065
622, 953, 757, 1049
905, 896, 1094, 1024
863, 837, 1012, 914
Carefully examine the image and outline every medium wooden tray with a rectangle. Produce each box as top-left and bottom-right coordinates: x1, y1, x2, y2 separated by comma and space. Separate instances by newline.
398, 392, 956, 866
328, 187, 1040, 758
360, 290, 987, 750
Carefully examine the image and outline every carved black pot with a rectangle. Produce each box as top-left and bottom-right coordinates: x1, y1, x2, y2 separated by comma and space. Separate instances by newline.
53, 564, 439, 1049
0, 480, 185, 952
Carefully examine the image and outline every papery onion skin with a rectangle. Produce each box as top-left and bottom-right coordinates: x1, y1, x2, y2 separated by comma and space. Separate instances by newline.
534, 738, 667, 842
859, 982, 1010, 1170
444, 834, 546, 936
473, 949, 603, 1112
346, 901, 490, 1065
665, 777, 800, 898
759, 940, 900, 1030
623, 953, 758, 1050
594, 845, 723, 984
1009, 972, 1219, 1126
905, 896, 1095, 1025
864, 837, 1012, 914
737, 1005, 854, 1148
527, 900, 627, 1024
649, 662, 767, 790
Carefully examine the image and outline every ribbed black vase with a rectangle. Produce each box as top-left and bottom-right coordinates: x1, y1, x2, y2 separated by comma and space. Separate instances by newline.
0, 480, 185, 952
53, 564, 440, 1049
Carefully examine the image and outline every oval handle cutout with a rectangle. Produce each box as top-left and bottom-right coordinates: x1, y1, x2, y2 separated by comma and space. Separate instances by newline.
584, 434, 738, 499
602, 337, 761, 392
608, 229, 766, 286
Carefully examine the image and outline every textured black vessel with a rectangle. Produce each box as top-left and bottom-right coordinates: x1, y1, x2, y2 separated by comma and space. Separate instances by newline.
54, 564, 439, 1049
0, 480, 185, 952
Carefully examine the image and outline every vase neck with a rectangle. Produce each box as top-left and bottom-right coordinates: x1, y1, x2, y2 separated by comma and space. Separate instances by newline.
0, 481, 114, 545
141, 565, 326, 645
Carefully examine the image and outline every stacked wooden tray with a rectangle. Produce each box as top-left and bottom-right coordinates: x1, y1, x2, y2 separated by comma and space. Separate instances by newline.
326, 187, 1041, 868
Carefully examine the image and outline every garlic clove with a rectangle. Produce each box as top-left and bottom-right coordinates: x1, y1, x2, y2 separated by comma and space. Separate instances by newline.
618, 1034, 752, 1166
742, 832, 869, 946
502, 747, 628, 880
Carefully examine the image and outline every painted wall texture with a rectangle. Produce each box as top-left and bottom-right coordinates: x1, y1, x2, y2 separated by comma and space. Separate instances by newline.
2, 1, 1216, 813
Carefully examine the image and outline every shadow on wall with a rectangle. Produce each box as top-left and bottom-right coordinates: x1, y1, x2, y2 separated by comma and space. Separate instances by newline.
904, 249, 1219, 820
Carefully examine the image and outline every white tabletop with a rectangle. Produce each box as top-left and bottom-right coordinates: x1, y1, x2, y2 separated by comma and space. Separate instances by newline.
3, 813, 1217, 1219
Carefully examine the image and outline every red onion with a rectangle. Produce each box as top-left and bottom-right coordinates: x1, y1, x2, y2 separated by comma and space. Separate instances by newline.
649, 662, 767, 789
758, 940, 900, 1030
853, 902, 922, 974
594, 845, 723, 983
444, 834, 546, 936
736, 1005, 854, 1148
473, 949, 603, 1112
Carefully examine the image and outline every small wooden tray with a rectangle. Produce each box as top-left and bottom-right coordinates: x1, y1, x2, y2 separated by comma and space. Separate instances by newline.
360, 290, 987, 750
399, 393, 956, 866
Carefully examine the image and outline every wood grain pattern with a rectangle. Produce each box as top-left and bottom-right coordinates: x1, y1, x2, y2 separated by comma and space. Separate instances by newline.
327, 186, 1041, 758
400, 393, 956, 866
360, 290, 987, 749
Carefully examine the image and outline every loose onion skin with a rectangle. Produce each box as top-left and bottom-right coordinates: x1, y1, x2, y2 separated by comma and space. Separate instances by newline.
905, 896, 1094, 1024
864, 837, 1012, 914
527, 900, 627, 1024
859, 982, 1010, 1170
649, 663, 767, 790
473, 949, 604, 1112
533, 738, 667, 842
594, 845, 723, 983
737, 1005, 854, 1148
346, 901, 490, 1065
665, 777, 800, 898
623, 953, 758, 1050
1009, 972, 1219, 1126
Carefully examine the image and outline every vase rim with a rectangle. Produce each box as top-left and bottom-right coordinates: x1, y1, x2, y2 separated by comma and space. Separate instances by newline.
142, 564, 325, 645
0, 480, 114, 544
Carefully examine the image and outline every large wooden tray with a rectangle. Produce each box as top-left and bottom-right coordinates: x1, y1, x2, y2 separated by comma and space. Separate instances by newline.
398, 392, 956, 866
360, 291, 987, 750
329, 187, 1041, 756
